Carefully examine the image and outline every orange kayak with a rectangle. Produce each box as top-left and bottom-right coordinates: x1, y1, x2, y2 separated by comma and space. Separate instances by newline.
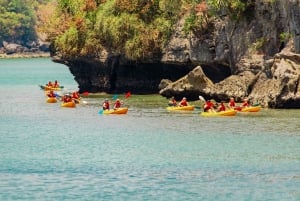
46, 97, 57, 103
61, 101, 76, 108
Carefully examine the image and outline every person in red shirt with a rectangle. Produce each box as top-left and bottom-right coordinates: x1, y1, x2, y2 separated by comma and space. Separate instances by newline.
203, 99, 214, 112
62, 94, 72, 103
179, 97, 188, 106
228, 97, 236, 108
53, 80, 60, 88
168, 96, 177, 106
217, 101, 226, 112
47, 90, 56, 98
113, 99, 122, 109
103, 98, 110, 110
47, 81, 53, 87
241, 98, 250, 108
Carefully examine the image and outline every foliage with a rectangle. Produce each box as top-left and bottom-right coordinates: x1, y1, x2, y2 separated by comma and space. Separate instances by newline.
47, 0, 182, 60
279, 32, 291, 43
207, 0, 252, 21
249, 37, 266, 54
0, 0, 37, 43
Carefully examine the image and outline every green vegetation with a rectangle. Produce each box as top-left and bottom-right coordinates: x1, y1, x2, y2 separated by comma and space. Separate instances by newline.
0, 0, 50, 44
42, 0, 184, 60
279, 32, 291, 43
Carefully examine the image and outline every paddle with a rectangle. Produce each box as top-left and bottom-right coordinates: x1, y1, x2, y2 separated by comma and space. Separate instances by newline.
195, 95, 206, 109
82, 91, 89, 97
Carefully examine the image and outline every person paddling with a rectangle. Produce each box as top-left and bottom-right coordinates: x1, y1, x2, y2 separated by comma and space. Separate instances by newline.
217, 101, 226, 112
179, 97, 188, 107
53, 80, 60, 88
228, 97, 236, 108
203, 99, 214, 112
240, 98, 250, 108
47, 90, 56, 98
113, 99, 122, 109
103, 98, 110, 110
168, 96, 177, 106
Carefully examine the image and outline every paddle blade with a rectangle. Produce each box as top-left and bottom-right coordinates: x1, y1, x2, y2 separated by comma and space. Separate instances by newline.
98, 109, 103, 114
112, 94, 118, 100
199, 96, 206, 102
54, 92, 61, 97
125, 92, 131, 99
82, 91, 89, 97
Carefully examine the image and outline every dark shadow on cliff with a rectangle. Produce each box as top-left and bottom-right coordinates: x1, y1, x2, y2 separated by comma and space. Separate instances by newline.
201, 64, 231, 83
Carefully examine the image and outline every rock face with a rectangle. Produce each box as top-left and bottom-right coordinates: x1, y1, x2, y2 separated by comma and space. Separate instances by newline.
0, 40, 50, 58
53, 0, 300, 108
159, 0, 300, 108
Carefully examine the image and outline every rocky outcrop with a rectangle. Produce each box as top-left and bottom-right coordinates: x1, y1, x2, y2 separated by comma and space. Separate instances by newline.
53, 56, 194, 94
158, 0, 300, 108
0, 40, 50, 58
52, 0, 300, 108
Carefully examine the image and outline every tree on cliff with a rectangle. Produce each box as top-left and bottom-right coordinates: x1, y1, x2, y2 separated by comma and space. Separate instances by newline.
0, 0, 51, 45
39, 0, 252, 60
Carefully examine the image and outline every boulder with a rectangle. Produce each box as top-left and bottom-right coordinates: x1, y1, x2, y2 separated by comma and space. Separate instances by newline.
159, 66, 215, 100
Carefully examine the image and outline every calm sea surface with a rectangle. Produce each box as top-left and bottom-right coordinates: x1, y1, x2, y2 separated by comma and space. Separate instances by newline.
0, 58, 299, 201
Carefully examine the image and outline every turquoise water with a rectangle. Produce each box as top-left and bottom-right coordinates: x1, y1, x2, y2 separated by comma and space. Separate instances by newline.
0, 58, 300, 200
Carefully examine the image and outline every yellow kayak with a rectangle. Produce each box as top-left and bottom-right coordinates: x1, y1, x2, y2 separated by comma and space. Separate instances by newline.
46, 97, 57, 103
201, 109, 237, 117
240, 106, 261, 112
166, 105, 195, 111
61, 101, 76, 108
40, 85, 63, 91
103, 107, 128, 114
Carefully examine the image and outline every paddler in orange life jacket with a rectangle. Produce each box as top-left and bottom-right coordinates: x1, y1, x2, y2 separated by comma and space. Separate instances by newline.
179, 97, 188, 106
203, 99, 214, 112
103, 98, 110, 110
228, 97, 236, 108
113, 99, 122, 109
168, 96, 177, 106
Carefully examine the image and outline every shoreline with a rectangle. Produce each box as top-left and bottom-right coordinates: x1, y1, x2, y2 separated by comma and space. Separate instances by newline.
0, 52, 50, 59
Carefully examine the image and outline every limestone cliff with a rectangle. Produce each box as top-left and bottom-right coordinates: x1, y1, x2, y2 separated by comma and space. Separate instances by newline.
53, 0, 300, 108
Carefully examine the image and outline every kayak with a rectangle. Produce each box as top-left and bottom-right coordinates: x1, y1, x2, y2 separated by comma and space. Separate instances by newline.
201, 109, 237, 117
166, 105, 195, 111
40, 85, 64, 91
237, 106, 261, 112
46, 97, 57, 103
61, 101, 76, 108
103, 107, 128, 114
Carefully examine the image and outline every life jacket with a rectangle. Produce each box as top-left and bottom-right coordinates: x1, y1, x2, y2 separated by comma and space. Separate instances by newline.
103, 102, 110, 110
180, 100, 188, 106
228, 100, 235, 107
72, 92, 79, 99
241, 101, 249, 107
114, 101, 121, 109
204, 101, 213, 111
48, 91, 55, 98
218, 103, 226, 111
